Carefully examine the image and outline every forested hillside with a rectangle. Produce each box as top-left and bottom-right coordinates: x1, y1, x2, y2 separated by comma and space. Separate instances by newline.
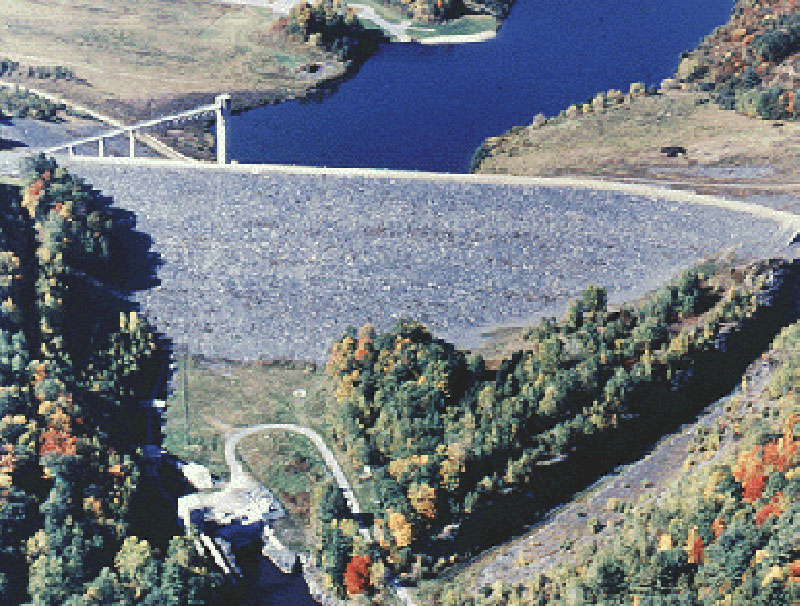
315, 259, 799, 598
678, 0, 800, 120
0, 156, 225, 604
440, 321, 800, 605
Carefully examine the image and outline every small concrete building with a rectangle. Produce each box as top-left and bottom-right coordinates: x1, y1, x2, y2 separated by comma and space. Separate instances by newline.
178, 481, 284, 533
182, 462, 215, 491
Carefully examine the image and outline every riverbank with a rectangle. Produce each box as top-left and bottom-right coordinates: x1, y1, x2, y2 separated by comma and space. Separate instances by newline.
0, 0, 507, 160
351, 1, 499, 44
0, 0, 348, 116
417, 29, 497, 44
0, 64, 354, 161
471, 0, 800, 200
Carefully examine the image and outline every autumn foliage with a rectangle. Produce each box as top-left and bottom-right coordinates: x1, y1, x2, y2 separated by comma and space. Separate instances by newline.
323, 259, 797, 596
343, 555, 372, 595
38, 426, 77, 457
441, 319, 800, 605
0, 156, 225, 605
733, 412, 797, 502
678, 0, 800, 120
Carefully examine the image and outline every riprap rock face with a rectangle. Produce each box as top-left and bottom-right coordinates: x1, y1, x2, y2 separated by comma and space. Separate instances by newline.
64, 162, 792, 361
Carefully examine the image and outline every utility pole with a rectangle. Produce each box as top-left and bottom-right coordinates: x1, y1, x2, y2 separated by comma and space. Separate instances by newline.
183, 343, 190, 446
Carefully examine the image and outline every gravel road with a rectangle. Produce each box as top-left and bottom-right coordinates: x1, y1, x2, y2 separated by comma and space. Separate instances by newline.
53, 160, 793, 362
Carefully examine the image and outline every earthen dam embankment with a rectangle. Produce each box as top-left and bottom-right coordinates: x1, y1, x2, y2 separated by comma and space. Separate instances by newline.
61, 157, 798, 361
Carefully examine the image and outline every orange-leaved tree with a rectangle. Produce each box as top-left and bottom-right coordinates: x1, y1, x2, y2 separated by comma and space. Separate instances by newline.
343, 554, 372, 595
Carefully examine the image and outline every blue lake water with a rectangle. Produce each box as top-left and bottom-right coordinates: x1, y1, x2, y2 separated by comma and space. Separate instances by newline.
230, 0, 734, 173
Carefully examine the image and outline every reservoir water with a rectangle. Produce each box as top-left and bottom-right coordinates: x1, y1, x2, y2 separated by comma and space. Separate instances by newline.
230, 0, 735, 173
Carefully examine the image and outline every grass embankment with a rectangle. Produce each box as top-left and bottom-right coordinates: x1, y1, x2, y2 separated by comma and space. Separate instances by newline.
0, 0, 343, 122
350, 0, 497, 41
408, 15, 498, 40
472, 0, 800, 199
0, 86, 66, 121
0, 177, 23, 188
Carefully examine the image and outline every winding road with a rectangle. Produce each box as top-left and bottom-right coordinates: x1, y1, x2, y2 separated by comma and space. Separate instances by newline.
223, 423, 415, 605
225, 423, 362, 517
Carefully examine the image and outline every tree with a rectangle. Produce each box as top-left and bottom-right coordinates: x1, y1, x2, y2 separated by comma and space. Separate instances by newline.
319, 482, 349, 524
344, 554, 372, 595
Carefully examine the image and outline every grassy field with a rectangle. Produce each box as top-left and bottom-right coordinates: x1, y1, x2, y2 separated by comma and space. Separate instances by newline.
237, 431, 330, 551
161, 355, 374, 552
0, 0, 342, 120
474, 89, 800, 196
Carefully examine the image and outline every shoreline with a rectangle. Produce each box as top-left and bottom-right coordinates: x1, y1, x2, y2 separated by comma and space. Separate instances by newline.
0, 0, 502, 160
0, 58, 356, 160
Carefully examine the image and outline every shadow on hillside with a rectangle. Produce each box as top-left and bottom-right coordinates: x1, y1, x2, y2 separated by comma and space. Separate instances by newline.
106, 203, 163, 295
54, 179, 170, 392
64, 186, 162, 319
0, 137, 26, 150
55, 171, 180, 549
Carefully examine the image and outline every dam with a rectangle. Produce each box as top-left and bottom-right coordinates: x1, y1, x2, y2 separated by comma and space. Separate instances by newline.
60, 157, 796, 362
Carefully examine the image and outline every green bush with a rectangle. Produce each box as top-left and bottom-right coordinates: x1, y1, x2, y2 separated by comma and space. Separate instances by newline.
0, 88, 64, 122
749, 13, 800, 63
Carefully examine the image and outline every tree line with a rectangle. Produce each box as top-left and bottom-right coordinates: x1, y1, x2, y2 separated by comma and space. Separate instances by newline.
285, 0, 378, 61
0, 156, 226, 605
441, 320, 800, 605
314, 257, 799, 598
